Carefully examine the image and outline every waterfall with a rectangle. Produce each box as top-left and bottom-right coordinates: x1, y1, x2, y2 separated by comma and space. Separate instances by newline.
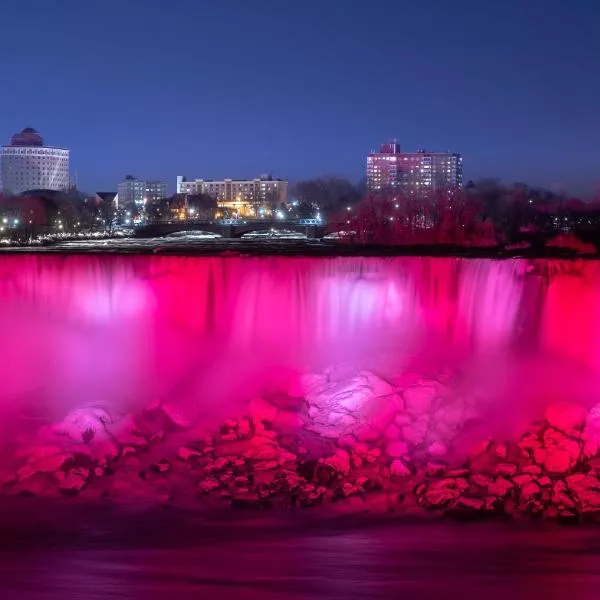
0, 254, 597, 421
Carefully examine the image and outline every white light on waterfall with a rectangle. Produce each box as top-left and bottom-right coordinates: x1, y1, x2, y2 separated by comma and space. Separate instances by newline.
276, 210, 285, 219
2, 218, 7, 224
13, 218, 19, 226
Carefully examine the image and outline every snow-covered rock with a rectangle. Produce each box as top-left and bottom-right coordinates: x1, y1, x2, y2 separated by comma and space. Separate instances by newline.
302, 371, 400, 438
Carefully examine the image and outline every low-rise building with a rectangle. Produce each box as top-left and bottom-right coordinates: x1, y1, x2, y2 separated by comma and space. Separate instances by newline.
176, 174, 288, 217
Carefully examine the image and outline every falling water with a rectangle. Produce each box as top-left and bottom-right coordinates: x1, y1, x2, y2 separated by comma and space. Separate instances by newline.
0, 254, 598, 427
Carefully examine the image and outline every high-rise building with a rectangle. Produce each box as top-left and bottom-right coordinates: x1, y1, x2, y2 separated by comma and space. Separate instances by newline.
117, 175, 146, 207
367, 142, 462, 196
0, 128, 70, 195
145, 180, 167, 203
176, 174, 288, 217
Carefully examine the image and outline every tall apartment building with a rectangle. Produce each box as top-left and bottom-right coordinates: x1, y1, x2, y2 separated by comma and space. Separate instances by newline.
117, 176, 167, 207
176, 174, 288, 217
0, 127, 70, 195
117, 175, 146, 206
145, 180, 167, 203
367, 142, 462, 196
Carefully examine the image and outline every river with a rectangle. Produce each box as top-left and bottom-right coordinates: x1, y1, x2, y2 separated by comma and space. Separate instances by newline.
1, 505, 600, 599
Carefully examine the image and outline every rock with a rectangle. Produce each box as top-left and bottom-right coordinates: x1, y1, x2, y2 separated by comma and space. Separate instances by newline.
254, 461, 280, 471
425, 461, 447, 476
273, 410, 304, 432
0, 471, 17, 488
521, 465, 542, 475
563, 474, 600, 511
583, 439, 598, 458
320, 449, 350, 475
198, 478, 220, 493
513, 474, 533, 487
213, 457, 230, 470
519, 433, 542, 451
428, 441, 448, 457
302, 371, 399, 438
556, 510, 579, 524
354, 424, 383, 443
540, 429, 581, 475
386, 441, 409, 458
553, 491, 577, 510
445, 468, 470, 477
160, 403, 197, 429
449, 496, 484, 514
403, 385, 437, 416
54, 407, 113, 442
59, 468, 89, 495
89, 430, 120, 464
17, 473, 58, 497
495, 463, 518, 478
384, 424, 402, 440
337, 434, 358, 449
402, 421, 428, 446
390, 459, 411, 477
520, 481, 541, 501
177, 446, 202, 461
105, 417, 147, 448
394, 414, 413, 427
487, 477, 514, 498
155, 459, 171, 473
468, 452, 497, 475
423, 478, 468, 509
492, 442, 508, 459
248, 398, 278, 423
18, 447, 71, 481
545, 402, 587, 432
471, 474, 495, 488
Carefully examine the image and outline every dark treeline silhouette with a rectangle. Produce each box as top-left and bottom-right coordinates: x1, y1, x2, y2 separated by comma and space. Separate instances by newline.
0, 190, 101, 237
2, 178, 600, 250
320, 178, 600, 249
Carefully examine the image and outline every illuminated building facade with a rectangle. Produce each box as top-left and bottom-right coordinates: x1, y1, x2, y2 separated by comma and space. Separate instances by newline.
176, 174, 288, 217
367, 142, 462, 196
0, 128, 70, 195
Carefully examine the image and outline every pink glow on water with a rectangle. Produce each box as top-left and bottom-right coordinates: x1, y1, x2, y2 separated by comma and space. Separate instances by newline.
0, 255, 598, 433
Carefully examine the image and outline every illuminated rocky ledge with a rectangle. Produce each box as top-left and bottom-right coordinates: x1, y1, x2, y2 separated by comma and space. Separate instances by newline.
3, 369, 600, 523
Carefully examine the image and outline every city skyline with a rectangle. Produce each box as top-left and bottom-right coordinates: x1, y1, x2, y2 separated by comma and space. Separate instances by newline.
1, 0, 598, 196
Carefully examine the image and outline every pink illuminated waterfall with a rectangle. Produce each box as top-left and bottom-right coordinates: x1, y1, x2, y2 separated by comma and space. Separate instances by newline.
0, 254, 598, 418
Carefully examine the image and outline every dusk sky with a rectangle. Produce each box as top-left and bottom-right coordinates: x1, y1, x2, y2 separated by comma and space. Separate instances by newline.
1, 0, 598, 195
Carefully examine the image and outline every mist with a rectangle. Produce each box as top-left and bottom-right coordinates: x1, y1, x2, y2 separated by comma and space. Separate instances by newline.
0, 254, 599, 450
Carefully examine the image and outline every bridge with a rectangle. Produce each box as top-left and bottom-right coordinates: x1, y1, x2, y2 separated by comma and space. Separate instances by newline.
134, 219, 328, 239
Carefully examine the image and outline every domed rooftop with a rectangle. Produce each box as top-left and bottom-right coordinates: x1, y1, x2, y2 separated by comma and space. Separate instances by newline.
10, 127, 44, 147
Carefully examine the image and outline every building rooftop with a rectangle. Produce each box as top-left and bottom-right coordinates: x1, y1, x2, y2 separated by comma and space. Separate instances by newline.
9, 127, 44, 147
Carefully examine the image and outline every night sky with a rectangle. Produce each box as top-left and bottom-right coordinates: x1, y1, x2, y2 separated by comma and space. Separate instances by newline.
1, 0, 598, 195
